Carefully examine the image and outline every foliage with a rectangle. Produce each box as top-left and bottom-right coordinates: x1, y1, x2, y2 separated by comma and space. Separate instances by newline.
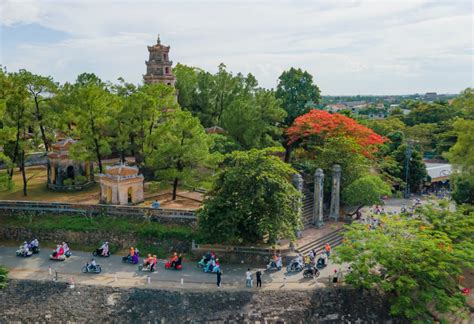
342, 175, 391, 210
362, 117, 406, 137
208, 133, 241, 154
445, 118, 474, 204
335, 206, 473, 320
293, 136, 369, 192
404, 102, 460, 126
287, 109, 385, 157
198, 149, 301, 244
0, 266, 8, 289
275, 67, 321, 126
389, 143, 427, 191
174, 63, 286, 149
145, 109, 217, 200
64, 73, 118, 173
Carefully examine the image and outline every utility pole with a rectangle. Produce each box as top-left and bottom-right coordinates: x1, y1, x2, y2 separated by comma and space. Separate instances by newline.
404, 141, 414, 199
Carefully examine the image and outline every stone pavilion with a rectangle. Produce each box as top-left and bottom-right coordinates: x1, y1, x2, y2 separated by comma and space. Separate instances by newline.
99, 164, 144, 205
47, 138, 94, 191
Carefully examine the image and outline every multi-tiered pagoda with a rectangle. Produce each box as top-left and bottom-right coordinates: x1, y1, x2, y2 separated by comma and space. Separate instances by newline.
143, 35, 176, 86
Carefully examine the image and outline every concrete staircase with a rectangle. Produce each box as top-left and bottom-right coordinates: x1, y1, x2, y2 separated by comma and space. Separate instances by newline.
301, 189, 314, 228
296, 227, 345, 255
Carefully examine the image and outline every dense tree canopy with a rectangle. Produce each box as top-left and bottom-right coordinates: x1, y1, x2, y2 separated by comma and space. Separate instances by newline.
335, 205, 474, 320
198, 149, 301, 244
145, 110, 216, 200
174, 63, 286, 150
342, 175, 391, 213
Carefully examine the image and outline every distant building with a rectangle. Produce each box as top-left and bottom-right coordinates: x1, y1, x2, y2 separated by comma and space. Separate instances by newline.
425, 92, 437, 101
324, 103, 347, 113
143, 35, 176, 86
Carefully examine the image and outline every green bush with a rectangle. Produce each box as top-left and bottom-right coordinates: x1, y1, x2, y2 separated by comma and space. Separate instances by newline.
63, 178, 73, 186
75, 175, 88, 184
0, 266, 8, 289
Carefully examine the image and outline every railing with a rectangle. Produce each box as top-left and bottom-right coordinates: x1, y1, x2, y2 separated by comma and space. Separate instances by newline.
0, 200, 197, 221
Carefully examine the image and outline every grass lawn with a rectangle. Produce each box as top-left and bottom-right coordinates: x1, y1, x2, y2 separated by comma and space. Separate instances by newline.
0, 166, 203, 210
0, 166, 100, 203
0, 214, 197, 258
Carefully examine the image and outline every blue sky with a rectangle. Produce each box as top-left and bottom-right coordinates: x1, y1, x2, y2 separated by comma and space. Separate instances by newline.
1, 0, 472, 95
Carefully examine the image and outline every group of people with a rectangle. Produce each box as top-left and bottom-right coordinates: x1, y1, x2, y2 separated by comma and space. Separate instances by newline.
52, 242, 71, 258
300, 243, 331, 270
199, 251, 221, 273
142, 253, 158, 272
16, 238, 40, 257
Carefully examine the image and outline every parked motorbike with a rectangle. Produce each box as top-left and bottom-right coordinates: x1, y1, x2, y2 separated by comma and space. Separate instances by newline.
286, 259, 304, 273
93, 248, 111, 257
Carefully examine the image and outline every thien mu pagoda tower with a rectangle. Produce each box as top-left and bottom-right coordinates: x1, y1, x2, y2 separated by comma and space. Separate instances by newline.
143, 35, 176, 86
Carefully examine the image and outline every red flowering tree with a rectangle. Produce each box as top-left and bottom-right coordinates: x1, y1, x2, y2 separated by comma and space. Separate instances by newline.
287, 110, 385, 157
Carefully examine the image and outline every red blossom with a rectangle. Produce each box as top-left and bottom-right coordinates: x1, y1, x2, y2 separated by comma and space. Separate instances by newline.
287, 109, 386, 158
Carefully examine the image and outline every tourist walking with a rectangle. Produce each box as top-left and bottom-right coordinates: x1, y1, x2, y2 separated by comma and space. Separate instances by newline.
216, 270, 222, 288
245, 269, 252, 288
256, 270, 262, 288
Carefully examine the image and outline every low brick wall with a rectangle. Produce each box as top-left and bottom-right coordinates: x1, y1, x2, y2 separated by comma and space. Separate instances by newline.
0, 280, 405, 323
0, 200, 197, 226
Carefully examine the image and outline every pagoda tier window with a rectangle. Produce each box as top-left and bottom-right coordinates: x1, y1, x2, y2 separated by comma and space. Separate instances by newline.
165, 67, 170, 74
163, 53, 168, 61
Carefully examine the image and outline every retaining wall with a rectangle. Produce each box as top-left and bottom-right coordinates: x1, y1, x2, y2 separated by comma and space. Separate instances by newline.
0, 280, 405, 323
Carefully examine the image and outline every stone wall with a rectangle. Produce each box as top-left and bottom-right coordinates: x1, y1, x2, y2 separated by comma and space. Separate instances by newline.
0, 200, 197, 226
0, 280, 405, 323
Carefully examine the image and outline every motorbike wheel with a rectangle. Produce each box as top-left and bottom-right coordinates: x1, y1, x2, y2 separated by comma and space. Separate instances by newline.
138, 265, 143, 271
92, 251, 98, 256
82, 266, 88, 273
96, 266, 102, 273
314, 270, 320, 278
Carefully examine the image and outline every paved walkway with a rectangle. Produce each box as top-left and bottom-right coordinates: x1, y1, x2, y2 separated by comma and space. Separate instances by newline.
0, 247, 348, 291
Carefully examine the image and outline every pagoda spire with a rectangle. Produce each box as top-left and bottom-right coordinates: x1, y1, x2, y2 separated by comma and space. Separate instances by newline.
157, 34, 161, 45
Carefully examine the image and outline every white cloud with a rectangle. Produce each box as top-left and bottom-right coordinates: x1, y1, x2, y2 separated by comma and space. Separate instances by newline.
1, 0, 472, 94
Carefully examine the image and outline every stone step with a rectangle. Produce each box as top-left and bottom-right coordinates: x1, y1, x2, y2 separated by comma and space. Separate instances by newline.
296, 228, 345, 255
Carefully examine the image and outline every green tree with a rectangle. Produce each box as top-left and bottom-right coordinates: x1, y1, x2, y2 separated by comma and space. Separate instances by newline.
342, 175, 391, 215
221, 88, 286, 149
198, 148, 301, 244
445, 118, 474, 204
275, 67, 321, 126
145, 110, 216, 200
294, 136, 369, 194
66, 73, 119, 173
390, 143, 427, 192
363, 117, 406, 137
114, 82, 177, 164
404, 102, 460, 126
335, 206, 473, 321
17, 70, 58, 152
175, 63, 286, 150
276, 68, 321, 162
